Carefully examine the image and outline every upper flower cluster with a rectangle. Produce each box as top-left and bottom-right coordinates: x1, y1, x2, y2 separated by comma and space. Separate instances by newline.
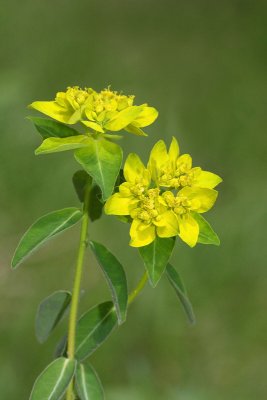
29, 86, 158, 136
105, 137, 222, 247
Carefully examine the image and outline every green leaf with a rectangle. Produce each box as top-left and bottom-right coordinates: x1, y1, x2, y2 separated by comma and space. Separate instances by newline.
90, 241, 128, 324
30, 357, 76, 400
75, 301, 117, 361
75, 362, 105, 400
72, 170, 92, 203
11, 207, 82, 269
35, 135, 91, 155
28, 116, 80, 139
139, 237, 175, 287
192, 212, 220, 246
115, 168, 125, 188
54, 335, 67, 358
35, 291, 72, 344
72, 170, 104, 222
88, 184, 104, 222
74, 137, 122, 200
166, 263, 196, 324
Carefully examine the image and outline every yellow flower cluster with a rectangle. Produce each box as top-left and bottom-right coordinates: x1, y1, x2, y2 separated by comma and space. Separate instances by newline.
105, 137, 222, 247
29, 86, 158, 136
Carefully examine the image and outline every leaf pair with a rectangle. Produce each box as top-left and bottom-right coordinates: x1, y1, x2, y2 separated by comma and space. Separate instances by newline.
30, 358, 104, 400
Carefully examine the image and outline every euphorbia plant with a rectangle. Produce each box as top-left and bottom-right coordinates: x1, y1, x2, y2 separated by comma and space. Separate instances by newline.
12, 86, 222, 400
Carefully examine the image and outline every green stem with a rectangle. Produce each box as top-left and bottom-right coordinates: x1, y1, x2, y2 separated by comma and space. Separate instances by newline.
128, 271, 148, 305
66, 185, 90, 400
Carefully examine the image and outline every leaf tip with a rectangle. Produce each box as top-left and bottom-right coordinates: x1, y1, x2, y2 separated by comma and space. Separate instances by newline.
34, 147, 42, 155
11, 253, 20, 269
215, 237, 221, 246
117, 312, 127, 326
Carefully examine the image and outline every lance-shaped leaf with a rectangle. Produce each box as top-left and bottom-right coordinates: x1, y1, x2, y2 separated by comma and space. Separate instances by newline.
90, 241, 128, 324
28, 117, 80, 139
75, 301, 117, 361
88, 184, 104, 222
54, 335, 67, 358
115, 168, 125, 187
11, 207, 82, 269
75, 362, 105, 400
72, 170, 92, 203
139, 236, 175, 287
72, 170, 104, 222
192, 212, 220, 246
74, 137, 122, 200
166, 263, 195, 324
35, 135, 91, 155
30, 357, 76, 400
35, 291, 72, 344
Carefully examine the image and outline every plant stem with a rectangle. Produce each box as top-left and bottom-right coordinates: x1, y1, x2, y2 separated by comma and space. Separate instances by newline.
128, 271, 148, 305
66, 185, 90, 400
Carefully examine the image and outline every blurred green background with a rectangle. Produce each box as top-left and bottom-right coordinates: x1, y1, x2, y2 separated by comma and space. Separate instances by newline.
1, 0, 266, 399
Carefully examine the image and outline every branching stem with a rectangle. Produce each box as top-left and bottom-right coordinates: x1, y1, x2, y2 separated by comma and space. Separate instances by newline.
128, 271, 148, 305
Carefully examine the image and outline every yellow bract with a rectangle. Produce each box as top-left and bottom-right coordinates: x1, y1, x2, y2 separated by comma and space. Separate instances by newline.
105, 138, 222, 248
29, 86, 158, 136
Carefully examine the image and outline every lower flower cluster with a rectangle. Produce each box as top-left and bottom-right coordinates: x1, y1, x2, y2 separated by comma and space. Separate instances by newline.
105, 137, 222, 247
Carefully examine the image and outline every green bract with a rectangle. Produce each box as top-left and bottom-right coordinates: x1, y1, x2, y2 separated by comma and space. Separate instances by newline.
74, 138, 123, 200
139, 236, 175, 287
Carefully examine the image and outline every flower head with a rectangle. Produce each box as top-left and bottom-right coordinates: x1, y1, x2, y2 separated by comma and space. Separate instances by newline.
105, 138, 222, 248
29, 86, 94, 125
148, 137, 222, 189
29, 86, 158, 136
105, 153, 166, 247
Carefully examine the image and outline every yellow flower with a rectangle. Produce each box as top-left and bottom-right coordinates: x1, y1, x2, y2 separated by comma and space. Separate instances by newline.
29, 86, 158, 136
157, 188, 218, 247
105, 137, 221, 248
105, 153, 167, 247
29, 86, 94, 124
148, 137, 222, 189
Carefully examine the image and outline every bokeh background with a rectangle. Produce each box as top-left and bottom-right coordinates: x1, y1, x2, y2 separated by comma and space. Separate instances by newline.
1, 1, 266, 399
